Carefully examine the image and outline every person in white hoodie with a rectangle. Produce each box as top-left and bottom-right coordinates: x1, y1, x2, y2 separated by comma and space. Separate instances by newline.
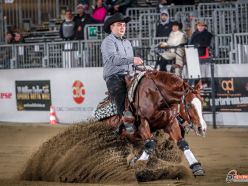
159, 21, 187, 77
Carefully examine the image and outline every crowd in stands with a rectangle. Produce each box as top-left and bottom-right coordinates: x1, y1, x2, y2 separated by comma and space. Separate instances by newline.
4, 0, 213, 52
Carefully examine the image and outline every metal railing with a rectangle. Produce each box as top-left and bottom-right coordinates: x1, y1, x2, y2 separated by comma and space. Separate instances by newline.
2, 0, 77, 31
233, 33, 248, 64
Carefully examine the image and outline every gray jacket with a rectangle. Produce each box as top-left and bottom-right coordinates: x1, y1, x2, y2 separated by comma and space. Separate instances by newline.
101, 33, 134, 80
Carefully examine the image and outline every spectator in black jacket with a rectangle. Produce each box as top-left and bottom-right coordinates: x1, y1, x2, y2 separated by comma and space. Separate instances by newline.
104, 0, 135, 15
156, 9, 172, 37
59, 9, 76, 40
189, 21, 213, 56
74, 3, 99, 40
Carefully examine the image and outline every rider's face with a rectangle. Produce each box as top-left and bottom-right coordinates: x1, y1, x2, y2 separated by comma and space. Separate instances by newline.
110, 22, 126, 38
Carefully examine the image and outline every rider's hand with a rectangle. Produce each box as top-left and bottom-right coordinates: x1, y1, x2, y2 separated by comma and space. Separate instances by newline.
133, 57, 143, 65
159, 42, 167, 48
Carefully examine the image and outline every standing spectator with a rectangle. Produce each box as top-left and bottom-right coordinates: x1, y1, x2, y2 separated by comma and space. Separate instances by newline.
59, 9, 76, 40
159, 21, 187, 77
157, 0, 172, 12
156, 9, 173, 37
104, 0, 135, 15
12, 31, 24, 43
189, 21, 213, 56
74, 3, 98, 40
78, 0, 90, 12
92, 0, 107, 23
5, 31, 14, 44
184, 11, 198, 38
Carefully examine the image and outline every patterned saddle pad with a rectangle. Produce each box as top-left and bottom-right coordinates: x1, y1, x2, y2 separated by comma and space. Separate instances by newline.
93, 96, 118, 121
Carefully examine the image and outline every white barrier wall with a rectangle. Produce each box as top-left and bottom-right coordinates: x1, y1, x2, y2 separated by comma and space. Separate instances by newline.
0, 65, 248, 126
0, 68, 107, 123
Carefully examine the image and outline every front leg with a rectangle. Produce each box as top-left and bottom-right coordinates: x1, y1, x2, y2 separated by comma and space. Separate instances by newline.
131, 119, 156, 164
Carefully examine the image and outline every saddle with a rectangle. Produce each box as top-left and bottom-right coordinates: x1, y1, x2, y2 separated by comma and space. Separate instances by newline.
93, 71, 146, 122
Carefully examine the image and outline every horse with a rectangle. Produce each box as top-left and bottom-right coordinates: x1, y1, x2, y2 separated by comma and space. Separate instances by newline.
95, 70, 207, 176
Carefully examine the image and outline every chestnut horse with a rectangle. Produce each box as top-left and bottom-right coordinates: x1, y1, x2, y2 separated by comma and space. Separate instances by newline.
100, 71, 207, 176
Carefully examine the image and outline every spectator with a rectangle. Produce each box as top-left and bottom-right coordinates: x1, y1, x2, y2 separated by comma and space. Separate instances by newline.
78, 0, 90, 12
74, 3, 98, 40
156, 9, 173, 37
159, 21, 187, 77
92, 0, 107, 23
12, 32, 24, 43
157, 0, 172, 12
5, 31, 14, 44
184, 11, 198, 38
59, 9, 76, 40
189, 21, 213, 56
104, 0, 134, 15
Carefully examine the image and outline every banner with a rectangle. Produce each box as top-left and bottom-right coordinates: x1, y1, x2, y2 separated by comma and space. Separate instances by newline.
201, 77, 248, 112
15, 80, 51, 111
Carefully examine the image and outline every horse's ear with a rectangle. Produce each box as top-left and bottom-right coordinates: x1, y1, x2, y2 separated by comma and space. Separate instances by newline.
194, 80, 203, 92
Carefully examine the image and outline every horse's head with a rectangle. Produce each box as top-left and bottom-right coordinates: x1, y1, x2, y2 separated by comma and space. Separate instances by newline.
181, 80, 207, 137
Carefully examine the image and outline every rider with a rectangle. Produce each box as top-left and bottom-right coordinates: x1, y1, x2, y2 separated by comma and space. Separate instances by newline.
101, 12, 144, 135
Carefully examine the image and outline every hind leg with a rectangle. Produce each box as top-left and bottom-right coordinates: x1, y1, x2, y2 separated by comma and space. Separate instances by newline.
166, 118, 205, 176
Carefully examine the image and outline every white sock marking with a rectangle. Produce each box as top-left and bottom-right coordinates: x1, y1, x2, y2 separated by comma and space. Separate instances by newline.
184, 149, 198, 166
138, 150, 149, 161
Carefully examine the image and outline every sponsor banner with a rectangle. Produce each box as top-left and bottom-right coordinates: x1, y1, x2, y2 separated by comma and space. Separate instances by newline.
201, 77, 248, 112
15, 80, 51, 111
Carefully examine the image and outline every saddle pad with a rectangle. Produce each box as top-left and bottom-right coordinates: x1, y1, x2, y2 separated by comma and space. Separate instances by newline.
93, 96, 118, 121
128, 71, 146, 102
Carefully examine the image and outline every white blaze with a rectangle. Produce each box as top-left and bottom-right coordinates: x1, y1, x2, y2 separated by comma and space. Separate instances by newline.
191, 97, 207, 132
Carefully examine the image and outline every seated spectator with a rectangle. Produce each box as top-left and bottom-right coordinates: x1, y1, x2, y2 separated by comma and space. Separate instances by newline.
104, 0, 134, 15
156, 9, 172, 37
92, 0, 107, 23
74, 3, 99, 40
59, 9, 76, 40
5, 31, 14, 44
159, 21, 187, 77
189, 21, 213, 56
12, 31, 24, 44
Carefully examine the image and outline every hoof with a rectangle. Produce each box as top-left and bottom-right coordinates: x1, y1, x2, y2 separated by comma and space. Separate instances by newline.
191, 163, 205, 176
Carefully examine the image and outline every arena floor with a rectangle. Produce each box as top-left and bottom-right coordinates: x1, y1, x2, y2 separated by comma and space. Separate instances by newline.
0, 122, 247, 186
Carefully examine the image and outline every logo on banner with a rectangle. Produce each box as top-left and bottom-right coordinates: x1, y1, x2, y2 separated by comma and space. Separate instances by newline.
221, 78, 234, 93
15, 80, 51, 111
72, 80, 85, 104
0, 92, 12, 99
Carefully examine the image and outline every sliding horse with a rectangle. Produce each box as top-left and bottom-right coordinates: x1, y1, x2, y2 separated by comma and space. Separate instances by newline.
94, 71, 207, 176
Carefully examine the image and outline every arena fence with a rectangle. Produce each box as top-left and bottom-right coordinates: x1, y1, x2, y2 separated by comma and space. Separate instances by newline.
1, 32, 248, 69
